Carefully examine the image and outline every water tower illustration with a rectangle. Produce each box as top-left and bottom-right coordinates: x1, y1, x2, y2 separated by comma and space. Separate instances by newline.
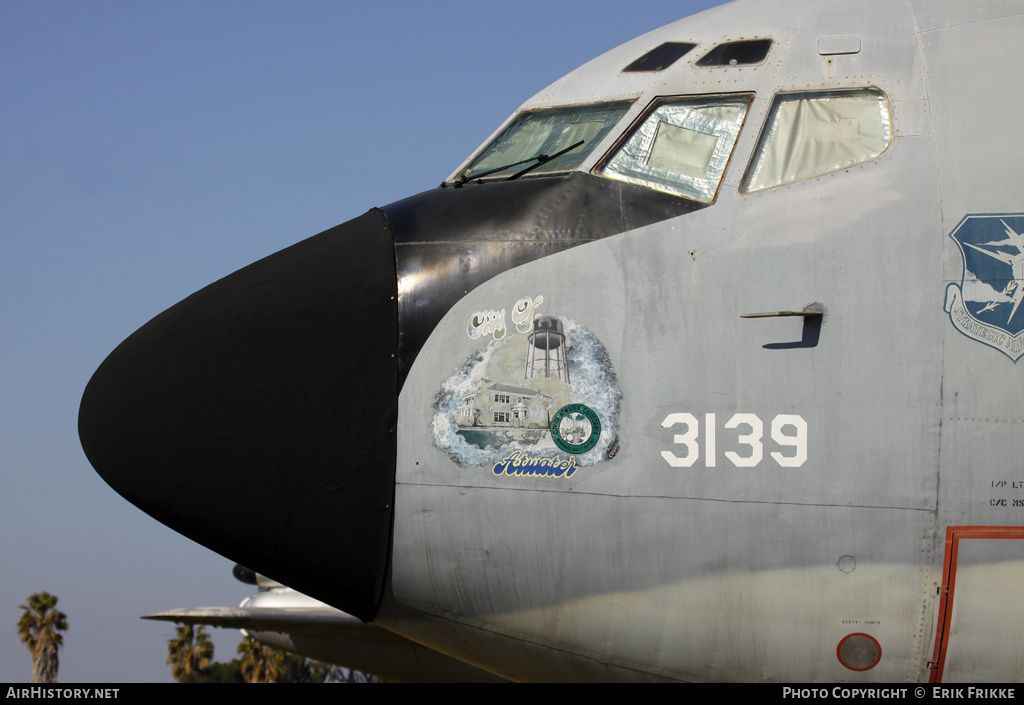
524, 315, 570, 384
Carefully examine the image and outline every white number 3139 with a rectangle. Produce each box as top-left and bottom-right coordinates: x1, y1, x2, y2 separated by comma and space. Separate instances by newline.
661, 413, 807, 468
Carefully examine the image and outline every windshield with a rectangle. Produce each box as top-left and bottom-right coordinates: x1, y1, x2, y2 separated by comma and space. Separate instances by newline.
458, 102, 633, 181
598, 95, 751, 202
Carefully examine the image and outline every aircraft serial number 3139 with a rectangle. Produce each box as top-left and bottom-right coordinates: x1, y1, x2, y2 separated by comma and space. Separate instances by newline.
661, 413, 808, 468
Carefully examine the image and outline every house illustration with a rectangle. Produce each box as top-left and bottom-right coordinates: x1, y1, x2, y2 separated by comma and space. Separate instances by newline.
457, 382, 555, 429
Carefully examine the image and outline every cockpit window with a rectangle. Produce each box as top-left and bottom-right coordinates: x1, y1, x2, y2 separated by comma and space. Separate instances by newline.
596, 95, 751, 202
696, 39, 773, 67
623, 42, 697, 72
741, 89, 892, 193
458, 102, 632, 182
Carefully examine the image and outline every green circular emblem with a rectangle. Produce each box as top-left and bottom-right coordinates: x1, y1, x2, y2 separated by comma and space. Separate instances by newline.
550, 404, 601, 454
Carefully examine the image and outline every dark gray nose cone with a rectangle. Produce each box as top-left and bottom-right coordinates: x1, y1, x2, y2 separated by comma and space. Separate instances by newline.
79, 209, 398, 621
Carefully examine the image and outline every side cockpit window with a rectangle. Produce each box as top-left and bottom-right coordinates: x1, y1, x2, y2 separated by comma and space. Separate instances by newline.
458, 102, 632, 182
596, 95, 751, 202
741, 89, 892, 193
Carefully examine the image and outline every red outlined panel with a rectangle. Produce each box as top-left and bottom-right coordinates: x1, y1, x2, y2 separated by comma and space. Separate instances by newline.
837, 632, 882, 671
929, 526, 1024, 683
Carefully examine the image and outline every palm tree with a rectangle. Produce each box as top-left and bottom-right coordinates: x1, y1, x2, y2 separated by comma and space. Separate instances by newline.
237, 635, 285, 683
17, 592, 68, 683
166, 624, 214, 683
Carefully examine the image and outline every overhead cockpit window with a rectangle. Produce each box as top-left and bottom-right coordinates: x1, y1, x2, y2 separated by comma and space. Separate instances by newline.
596, 95, 751, 202
457, 102, 633, 183
741, 89, 892, 193
696, 39, 773, 67
623, 42, 697, 72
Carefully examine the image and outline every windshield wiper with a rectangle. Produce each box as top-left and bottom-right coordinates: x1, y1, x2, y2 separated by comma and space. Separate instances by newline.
453, 140, 585, 187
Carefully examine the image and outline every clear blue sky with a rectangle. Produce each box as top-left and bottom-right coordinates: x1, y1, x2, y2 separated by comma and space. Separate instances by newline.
0, 0, 718, 682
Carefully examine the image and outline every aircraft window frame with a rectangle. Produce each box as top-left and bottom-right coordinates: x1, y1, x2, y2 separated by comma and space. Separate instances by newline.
622, 42, 697, 73
456, 101, 634, 183
696, 39, 773, 67
594, 93, 753, 203
740, 88, 893, 193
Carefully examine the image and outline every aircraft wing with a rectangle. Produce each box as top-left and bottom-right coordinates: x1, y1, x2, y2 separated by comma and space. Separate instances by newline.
143, 606, 410, 643
144, 599, 506, 682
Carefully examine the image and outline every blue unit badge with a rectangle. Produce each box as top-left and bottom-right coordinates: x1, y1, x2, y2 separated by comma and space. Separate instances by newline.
945, 214, 1024, 361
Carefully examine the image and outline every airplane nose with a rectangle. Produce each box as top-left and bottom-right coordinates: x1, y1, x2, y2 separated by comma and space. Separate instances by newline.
78, 209, 398, 622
